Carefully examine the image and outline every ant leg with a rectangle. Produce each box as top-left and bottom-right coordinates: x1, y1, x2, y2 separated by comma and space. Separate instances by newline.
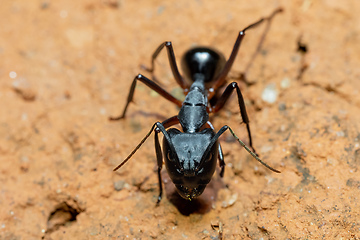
154, 118, 181, 204
218, 144, 225, 177
142, 41, 189, 90
112, 118, 176, 172
155, 115, 180, 204
154, 128, 163, 205
209, 7, 283, 97
161, 115, 179, 128
242, 8, 283, 81
209, 82, 256, 153
205, 121, 226, 177
113, 120, 177, 205
109, 74, 182, 120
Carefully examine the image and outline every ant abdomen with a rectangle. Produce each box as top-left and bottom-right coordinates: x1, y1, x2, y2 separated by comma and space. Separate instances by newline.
181, 47, 226, 85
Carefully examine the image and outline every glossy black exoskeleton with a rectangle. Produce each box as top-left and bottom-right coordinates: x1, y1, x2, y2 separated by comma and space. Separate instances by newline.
111, 8, 282, 203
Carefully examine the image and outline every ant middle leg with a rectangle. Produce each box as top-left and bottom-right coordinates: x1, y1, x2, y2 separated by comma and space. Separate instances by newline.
142, 41, 189, 90
109, 74, 182, 120
209, 82, 256, 153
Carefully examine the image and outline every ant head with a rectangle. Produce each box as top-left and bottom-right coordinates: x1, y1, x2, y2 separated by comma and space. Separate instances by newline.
163, 128, 218, 200
181, 47, 226, 86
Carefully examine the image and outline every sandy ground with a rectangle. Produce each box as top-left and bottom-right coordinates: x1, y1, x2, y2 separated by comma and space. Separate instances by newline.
1, 0, 360, 239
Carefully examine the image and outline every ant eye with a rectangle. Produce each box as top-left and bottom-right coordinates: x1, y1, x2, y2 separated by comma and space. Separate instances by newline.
167, 151, 175, 162
205, 152, 213, 162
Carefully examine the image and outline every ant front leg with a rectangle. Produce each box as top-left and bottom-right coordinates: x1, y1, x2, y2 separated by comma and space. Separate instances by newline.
109, 74, 182, 120
218, 144, 225, 177
154, 116, 180, 204
113, 120, 177, 205
154, 117, 181, 205
142, 41, 189, 90
154, 128, 163, 205
205, 121, 226, 177
210, 82, 256, 153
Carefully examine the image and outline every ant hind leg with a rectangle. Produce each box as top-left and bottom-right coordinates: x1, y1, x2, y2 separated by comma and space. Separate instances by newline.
209, 7, 283, 98
142, 41, 189, 90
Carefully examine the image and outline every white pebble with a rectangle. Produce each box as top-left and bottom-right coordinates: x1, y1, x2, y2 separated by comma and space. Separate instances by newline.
262, 83, 278, 104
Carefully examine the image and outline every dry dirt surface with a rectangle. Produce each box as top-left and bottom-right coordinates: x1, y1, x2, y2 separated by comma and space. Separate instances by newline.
1, 0, 360, 239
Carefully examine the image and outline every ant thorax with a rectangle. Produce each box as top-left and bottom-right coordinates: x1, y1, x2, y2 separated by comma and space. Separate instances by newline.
178, 83, 209, 133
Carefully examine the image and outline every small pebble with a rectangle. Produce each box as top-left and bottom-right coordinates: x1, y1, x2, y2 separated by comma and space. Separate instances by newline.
12, 77, 36, 101
114, 180, 126, 191
9, 71, 17, 78
262, 83, 278, 104
278, 102, 286, 111
281, 77, 291, 89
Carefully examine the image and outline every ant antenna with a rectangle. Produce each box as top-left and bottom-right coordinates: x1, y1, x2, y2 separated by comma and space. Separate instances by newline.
224, 126, 280, 173
113, 123, 157, 171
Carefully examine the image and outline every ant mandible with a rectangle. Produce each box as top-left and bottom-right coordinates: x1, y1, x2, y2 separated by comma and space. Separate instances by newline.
111, 8, 282, 204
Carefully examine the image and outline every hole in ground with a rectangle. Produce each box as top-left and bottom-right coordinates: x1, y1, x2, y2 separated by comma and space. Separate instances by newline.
44, 201, 84, 237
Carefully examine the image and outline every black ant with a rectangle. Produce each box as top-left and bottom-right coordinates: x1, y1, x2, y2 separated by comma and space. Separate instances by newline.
111, 8, 282, 204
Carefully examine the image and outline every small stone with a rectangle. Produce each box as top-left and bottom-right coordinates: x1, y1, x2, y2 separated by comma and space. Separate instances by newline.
113, 180, 126, 191
12, 77, 36, 101
281, 77, 291, 89
262, 83, 278, 104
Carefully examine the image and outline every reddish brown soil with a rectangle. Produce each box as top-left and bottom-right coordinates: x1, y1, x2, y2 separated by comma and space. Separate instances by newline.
1, 0, 360, 239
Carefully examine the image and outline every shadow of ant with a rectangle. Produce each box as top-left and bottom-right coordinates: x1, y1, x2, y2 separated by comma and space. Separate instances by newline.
162, 171, 226, 216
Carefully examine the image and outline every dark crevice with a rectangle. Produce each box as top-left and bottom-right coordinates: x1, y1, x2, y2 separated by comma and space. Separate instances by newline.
296, 35, 309, 81
294, 35, 357, 106
303, 81, 352, 106
289, 144, 317, 185
297, 39, 308, 53
258, 225, 270, 235
42, 201, 85, 239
